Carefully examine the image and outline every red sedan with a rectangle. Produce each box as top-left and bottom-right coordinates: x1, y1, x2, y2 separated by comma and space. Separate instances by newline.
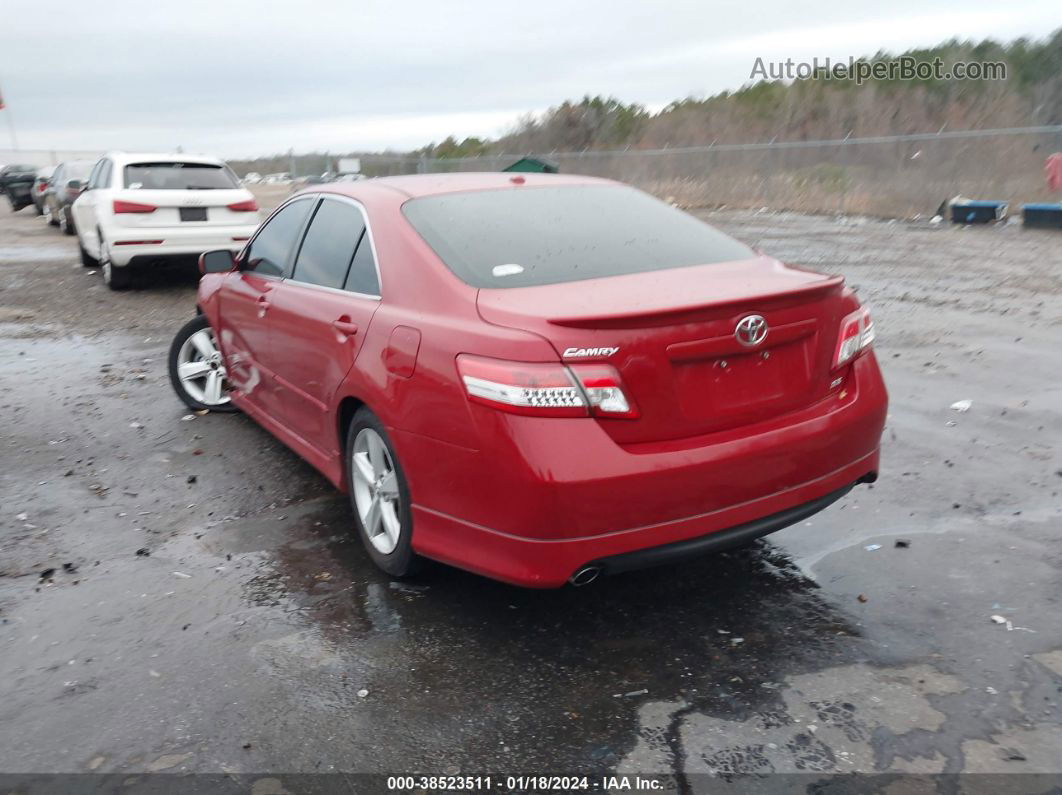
168, 173, 887, 588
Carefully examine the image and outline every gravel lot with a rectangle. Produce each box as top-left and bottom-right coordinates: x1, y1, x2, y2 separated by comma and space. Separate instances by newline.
1, 189, 1060, 786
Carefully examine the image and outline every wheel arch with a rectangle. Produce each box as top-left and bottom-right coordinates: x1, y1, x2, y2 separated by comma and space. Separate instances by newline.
336, 395, 367, 455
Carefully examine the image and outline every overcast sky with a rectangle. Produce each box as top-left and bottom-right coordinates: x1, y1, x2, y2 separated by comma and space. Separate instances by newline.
1, 0, 1057, 157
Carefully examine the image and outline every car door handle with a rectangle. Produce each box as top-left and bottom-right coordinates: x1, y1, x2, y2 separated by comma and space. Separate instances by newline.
332, 318, 359, 336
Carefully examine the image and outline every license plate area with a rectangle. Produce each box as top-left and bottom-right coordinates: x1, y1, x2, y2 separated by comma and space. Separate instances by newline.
673, 337, 813, 422
179, 207, 207, 222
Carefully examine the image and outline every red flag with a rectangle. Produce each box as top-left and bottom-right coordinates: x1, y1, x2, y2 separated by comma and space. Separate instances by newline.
1047, 153, 1062, 193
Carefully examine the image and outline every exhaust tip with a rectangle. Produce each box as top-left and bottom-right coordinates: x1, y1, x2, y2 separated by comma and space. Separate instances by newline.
570, 565, 602, 587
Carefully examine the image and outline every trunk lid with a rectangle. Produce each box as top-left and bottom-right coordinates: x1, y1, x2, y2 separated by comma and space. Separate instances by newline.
476, 256, 847, 444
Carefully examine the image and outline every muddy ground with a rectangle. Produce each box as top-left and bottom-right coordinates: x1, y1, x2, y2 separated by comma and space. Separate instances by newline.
0, 190, 1060, 789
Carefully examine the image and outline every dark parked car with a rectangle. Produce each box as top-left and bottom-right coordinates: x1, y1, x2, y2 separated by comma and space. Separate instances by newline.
42, 160, 94, 234
31, 167, 56, 215
0, 163, 40, 211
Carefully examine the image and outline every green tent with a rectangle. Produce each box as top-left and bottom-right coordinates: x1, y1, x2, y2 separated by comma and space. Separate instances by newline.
503, 156, 559, 174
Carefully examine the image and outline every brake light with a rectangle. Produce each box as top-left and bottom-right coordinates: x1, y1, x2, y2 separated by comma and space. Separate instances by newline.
568, 364, 639, 418
113, 199, 156, 214
833, 307, 875, 369
457, 355, 587, 417
227, 199, 259, 212
456, 355, 638, 419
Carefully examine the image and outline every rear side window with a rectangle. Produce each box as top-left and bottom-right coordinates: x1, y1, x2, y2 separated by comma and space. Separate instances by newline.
123, 162, 239, 190
292, 199, 366, 290
86, 161, 103, 189
344, 232, 379, 296
245, 198, 313, 278
402, 184, 754, 288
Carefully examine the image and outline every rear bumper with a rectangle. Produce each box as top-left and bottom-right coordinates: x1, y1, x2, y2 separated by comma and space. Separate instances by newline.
6, 185, 32, 203
401, 352, 888, 587
108, 225, 257, 266
412, 452, 877, 587
588, 479, 863, 576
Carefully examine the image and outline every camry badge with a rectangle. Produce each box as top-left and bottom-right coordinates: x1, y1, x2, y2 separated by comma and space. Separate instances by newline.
563, 346, 619, 358
734, 315, 768, 347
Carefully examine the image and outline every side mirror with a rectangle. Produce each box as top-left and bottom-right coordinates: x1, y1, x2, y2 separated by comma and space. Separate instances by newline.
199, 249, 236, 275
67, 179, 84, 190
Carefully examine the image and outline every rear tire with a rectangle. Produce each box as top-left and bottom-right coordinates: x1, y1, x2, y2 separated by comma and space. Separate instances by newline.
60, 206, 76, 236
100, 237, 132, 290
345, 408, 421, 578
45, 201, 59, 227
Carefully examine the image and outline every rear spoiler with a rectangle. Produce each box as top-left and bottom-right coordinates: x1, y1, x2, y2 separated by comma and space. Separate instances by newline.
548, 275, 845, 328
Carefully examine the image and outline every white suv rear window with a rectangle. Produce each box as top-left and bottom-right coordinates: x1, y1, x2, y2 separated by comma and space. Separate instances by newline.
123, 162, 239, 190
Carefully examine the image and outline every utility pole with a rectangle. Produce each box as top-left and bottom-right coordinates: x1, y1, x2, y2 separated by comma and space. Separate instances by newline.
288, 147, 296, 178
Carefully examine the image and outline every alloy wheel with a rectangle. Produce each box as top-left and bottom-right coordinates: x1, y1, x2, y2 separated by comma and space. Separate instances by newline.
350, 428, 401, 554
175, 327, 231, 406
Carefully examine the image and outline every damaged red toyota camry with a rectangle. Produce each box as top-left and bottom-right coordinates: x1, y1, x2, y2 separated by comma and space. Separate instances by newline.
168, 173, 887, 587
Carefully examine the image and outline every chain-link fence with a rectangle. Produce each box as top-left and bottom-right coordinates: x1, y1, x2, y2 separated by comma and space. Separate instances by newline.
6, 126, 1061, 217
408, 126, 1062, 217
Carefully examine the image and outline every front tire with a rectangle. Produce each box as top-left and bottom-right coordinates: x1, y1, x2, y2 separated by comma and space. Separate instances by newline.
79, 239, 97, 267
167, 315, 238, 413
346, 409, 421, 577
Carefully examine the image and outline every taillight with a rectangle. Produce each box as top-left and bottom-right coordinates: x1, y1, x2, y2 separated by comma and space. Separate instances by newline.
113, 199, 156, 214
457, 355, 586, 417
227, 199, 259, 212
568, 363, 639, 418
833, 307, 875, 369
456, 355, 637, 419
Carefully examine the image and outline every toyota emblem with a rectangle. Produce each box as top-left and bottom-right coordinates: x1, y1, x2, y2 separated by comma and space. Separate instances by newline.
735, 314, 768, 346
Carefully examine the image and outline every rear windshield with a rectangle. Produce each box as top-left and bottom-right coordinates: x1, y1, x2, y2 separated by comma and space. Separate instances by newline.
401, 184, 754, 288
123, 162, 239, 190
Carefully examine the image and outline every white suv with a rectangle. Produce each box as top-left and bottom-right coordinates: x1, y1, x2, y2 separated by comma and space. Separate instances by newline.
71, 152, 261, 289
